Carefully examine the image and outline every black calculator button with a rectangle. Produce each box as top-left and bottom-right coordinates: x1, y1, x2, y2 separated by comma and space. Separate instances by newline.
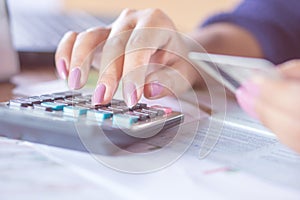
134, 110, 156, 119
53, 91, 82, 98
97, 107, 122, 114
33, 104, 53, 112
110, 99, 125, 106
108, 105, 130, 113
77, 103, 101, 109
72, 96, 91, 103
126, 111, 148, 121
27, 96, 43, 104
54, 99, 73, 106
9, 99, 32, 107
131, 103, 147, 110
39, 95, 55, 102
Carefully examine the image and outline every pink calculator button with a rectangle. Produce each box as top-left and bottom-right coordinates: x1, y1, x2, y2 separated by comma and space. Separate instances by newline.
151, 105, 172, 114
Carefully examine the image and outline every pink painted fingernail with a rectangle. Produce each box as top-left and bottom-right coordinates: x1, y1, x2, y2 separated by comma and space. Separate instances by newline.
92, 83, 106, 105
68, 67, 81, 90
235, 86, 259, 119
124, 82, 137, 108
149, 81, 163, 97
57, 59, 67, 79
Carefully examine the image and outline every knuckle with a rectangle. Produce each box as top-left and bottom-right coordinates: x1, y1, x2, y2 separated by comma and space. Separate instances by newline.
142, 8, 174, 28
63, 31, 77, 39
120, 8, 135, 18
76, 31, 90, 42
57, 31, 76, 47
145, 8, 164, 18
126, 34, 147, 50
104, 37, 127, 51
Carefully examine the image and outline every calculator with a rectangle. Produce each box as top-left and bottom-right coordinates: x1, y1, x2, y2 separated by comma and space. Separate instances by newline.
0, 91, 184, 154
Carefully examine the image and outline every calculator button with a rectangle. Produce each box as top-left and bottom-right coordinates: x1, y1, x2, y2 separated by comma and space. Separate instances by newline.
131, 103, 147, 110
113, 114, 139, 128
108, 105, 130, 113
27, 96, 42, 104
62, 98, 81, 104
134, 110, 157, 119
41, 102, 67, 111
9, 99, 32, 107
63, 106, 88, 117
77, 103, 101, 109
39, 94, 55, 102
69, 97, 88, 104
52, 91, 82, 98
97, 107, 123, 114
150, 105, 172, 114
33, 104, 53, 112
142, 108, 166, 117
74, 95, 92, 101
54, 99, 73, 106
51, 94, 66, 100
125, 111, 148, 121
87, 110, 112, 121
110, 99, 125, 106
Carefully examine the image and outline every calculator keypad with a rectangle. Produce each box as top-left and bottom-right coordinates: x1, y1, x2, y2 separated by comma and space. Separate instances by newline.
8, 91, 174, 128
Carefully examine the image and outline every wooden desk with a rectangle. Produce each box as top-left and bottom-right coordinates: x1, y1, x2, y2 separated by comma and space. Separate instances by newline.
0, 66, 56, 102
0, 82, 15, 102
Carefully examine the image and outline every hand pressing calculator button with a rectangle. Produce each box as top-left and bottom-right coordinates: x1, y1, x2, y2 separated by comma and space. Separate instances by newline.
0, 91, 184, 154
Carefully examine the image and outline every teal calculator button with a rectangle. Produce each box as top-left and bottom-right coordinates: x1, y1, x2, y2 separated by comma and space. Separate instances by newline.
87, 110, 112, 121
63, 106, 88, 117
113, 114, 139, 128
41, 102, 66, 111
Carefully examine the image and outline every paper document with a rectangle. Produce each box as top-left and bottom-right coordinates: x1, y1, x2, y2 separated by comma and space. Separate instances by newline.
0, 137, 122, 200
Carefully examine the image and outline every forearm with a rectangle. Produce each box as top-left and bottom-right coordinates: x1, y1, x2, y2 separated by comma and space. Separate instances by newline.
189, 23, 263, 58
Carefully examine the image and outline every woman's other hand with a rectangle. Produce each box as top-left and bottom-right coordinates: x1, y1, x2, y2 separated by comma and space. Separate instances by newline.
236, 60, 300, 153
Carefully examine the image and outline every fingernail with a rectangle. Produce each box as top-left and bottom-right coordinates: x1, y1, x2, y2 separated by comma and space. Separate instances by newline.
92, 83, 106, 105
241, 80, 260, 96
124, 82, 137, 108
57, 59, 67, 79
68, 67, 81, 90
149, 81, 163, 97
236, 86, 259, 119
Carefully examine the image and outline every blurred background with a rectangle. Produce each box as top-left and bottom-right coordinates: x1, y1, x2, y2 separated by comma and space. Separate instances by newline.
6, 0, 240, 67
64, 0, 240, 31
9, 0, 239, 32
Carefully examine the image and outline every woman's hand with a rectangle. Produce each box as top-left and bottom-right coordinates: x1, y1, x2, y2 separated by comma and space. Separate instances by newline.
236, 60, 300, 153
55, 9, 200, 107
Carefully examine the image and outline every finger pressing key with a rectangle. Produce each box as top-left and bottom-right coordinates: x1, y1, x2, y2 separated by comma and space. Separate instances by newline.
67, 28, 110, 90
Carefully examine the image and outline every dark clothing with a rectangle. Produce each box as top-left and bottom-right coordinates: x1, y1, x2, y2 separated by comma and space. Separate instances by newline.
202, 0, 300, 64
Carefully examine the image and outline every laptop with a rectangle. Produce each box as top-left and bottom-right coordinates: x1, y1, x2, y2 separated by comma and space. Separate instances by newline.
5, 0, 114, 66
0, 0, 19, 81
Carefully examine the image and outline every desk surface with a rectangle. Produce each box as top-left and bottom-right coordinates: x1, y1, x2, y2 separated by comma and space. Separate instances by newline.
0, 66, 56, 102
1, 62, 300, 199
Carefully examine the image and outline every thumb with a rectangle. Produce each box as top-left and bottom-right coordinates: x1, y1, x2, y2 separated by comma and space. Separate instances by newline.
144, 61, 199, 99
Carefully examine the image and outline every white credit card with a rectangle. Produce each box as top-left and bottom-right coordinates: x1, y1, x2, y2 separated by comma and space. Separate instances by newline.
188, 52, 280, 93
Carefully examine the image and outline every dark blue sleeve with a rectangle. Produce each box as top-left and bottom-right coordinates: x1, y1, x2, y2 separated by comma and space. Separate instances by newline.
202, 0, 300, 64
